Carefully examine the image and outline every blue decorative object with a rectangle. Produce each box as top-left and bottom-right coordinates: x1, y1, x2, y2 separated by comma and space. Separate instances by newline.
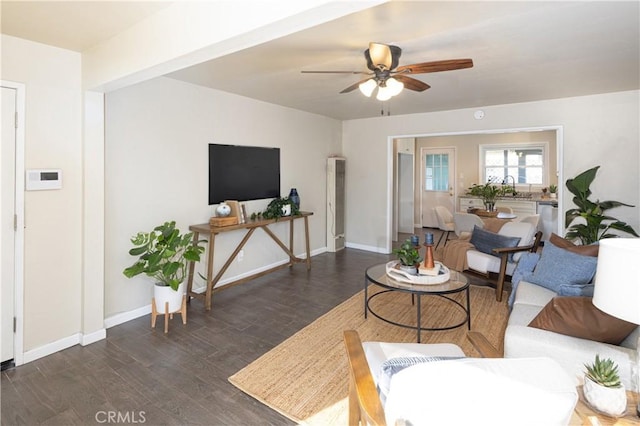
288, 188, 300, 209
425, 233, 434, 245
469, 226, 521, 260
215, 202, 231, 217
526, 241, 598, 296
410, 235, 419, 246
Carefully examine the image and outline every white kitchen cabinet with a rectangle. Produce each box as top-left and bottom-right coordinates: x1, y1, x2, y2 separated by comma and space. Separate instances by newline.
495, 200, 537, 218
459, 197, 484, 212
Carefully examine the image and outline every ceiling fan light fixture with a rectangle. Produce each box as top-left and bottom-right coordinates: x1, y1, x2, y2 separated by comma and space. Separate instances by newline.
376, 85, 393, 101
386, 77, 404, 96
358, 79, 377, 97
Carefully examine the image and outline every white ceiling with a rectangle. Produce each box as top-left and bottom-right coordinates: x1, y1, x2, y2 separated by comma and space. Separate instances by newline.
2, 1, 639, 120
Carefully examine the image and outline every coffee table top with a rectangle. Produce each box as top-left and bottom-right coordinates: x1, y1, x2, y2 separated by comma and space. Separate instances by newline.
365, 263, 469, 294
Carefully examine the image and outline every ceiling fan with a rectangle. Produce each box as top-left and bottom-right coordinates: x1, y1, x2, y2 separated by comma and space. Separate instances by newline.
301, 42, 473, 101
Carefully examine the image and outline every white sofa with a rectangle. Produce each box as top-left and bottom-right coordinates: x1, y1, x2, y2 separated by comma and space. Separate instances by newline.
504, 280, 639, 391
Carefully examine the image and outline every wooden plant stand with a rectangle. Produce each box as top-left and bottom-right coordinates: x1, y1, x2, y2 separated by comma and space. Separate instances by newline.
151, 295, 187, 333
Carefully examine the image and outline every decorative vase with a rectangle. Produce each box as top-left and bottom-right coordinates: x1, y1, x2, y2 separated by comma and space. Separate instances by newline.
215, 202, 231, 217
484, 200, 495, 212
288, 188, 300, 209
583, 376, 627, 417
154, 282, 185, 313
550, 193, 557, 199
399, 264, 418, 276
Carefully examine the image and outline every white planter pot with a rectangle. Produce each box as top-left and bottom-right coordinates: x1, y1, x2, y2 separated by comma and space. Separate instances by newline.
154, 282, 185, 313
583, 376, 627, 417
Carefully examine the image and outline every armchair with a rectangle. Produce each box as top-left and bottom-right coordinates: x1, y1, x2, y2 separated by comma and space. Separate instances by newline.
465, 222, 542, 302
343, 330, 578, 426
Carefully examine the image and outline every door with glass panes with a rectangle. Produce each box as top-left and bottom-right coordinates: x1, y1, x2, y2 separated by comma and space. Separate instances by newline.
420, 147, 455, 228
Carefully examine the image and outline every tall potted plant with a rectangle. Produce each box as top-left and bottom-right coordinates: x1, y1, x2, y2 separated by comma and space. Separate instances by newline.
565, 166, 638, 244
123, 221, 206, 313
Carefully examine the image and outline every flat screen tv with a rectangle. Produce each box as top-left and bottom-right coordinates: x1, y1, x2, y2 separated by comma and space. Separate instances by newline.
208, 144, 280, 205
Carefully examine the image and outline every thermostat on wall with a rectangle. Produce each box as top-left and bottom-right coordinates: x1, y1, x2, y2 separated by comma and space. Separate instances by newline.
26, 169, 62, 190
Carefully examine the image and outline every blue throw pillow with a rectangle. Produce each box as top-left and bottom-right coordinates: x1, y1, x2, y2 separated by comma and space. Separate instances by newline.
470, 225, 521, 261
527, 241, 597, 296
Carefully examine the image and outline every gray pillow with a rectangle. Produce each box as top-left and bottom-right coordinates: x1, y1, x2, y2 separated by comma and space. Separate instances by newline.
470, 225, 521, 261
527, 241, 597, 296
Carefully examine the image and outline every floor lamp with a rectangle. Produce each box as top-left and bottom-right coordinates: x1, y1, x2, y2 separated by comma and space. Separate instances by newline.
592, 238, 640, 416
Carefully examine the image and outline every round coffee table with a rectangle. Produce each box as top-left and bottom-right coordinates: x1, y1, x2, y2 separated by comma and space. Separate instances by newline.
364, 263, 470, 342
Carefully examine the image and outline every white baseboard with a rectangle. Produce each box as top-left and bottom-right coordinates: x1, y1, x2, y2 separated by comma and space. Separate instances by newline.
22, 328, 109, 364
80, 328, 106, 346
345, 241, 389, 254
104, 304, 151, 329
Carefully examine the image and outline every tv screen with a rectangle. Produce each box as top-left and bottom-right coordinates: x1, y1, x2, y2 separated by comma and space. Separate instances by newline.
208, 144, 280, 204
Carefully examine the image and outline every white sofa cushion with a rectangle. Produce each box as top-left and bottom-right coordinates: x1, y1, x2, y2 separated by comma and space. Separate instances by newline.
384, 357, 578, 426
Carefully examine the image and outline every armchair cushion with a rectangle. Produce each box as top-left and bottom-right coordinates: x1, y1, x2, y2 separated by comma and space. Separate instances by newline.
469, 226, 521, 261
527, 241, 597, 296
529, 296, 637, 345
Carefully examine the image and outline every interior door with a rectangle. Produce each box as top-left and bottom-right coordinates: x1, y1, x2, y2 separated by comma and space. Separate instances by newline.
420, 147, 455, 228
397, 153, 414, 233
1, 86, 16, 364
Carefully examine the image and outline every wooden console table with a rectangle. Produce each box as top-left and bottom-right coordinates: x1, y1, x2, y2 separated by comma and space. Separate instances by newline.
186, 211, 313, 310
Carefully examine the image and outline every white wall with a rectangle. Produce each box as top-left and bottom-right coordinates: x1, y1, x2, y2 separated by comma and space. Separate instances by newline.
0, 35, 83, 351
343, 90, 640, 252
104, 77, 341, 317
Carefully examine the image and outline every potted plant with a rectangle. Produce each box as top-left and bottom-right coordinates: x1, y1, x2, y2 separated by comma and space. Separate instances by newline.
123, 221, 207, 313
549, 184, 558, 199
392, 239, 423, 275
565, 166, 638, 244
250, 197, 300, 220
583, 355, 627, 417
466, 182, 509, 212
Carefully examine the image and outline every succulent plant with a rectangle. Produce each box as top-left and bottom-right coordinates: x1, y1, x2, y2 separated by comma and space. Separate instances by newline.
584, 355, 622, 388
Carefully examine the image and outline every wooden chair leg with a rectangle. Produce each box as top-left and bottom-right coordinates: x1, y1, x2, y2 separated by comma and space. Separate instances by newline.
181, 295, 187, 325
164, 302, 169, 333
495, 252, 509, 302
151, 297, 157, 328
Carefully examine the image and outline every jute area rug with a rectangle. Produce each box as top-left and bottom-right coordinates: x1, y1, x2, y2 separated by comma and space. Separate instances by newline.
228, 284, 509, 425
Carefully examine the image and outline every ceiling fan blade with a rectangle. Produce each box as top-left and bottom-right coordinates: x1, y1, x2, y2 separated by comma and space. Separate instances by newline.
301, 70, 370, 74
395, 59, 473, 74
394, 75, 430, 92
340, 78, 374, 94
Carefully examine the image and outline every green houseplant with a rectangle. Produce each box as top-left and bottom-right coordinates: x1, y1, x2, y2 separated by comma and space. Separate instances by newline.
565, 166, 638, 244
466, 182, 510, 211
583, 355, 627, 416
392, 239, 423, 275
250, 197, 300, 220
123, 221, 207, 291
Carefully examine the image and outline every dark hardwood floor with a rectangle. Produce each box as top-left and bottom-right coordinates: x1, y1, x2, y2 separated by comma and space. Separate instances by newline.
2, 247, 404, 426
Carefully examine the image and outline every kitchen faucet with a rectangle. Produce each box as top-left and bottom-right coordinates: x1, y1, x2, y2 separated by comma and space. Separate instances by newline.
502, 175, 517, 194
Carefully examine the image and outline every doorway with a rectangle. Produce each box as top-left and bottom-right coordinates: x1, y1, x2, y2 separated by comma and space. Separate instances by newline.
1, 81, 25, 368
388, 126, 563, 253
420, 147, 456, 228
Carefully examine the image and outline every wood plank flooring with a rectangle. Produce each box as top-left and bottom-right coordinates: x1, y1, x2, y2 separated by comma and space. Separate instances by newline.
2, 248, 403, 426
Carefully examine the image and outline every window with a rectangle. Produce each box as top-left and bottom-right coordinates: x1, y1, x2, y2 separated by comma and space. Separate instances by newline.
480, 143, 547, 186
425, 153, 449, 191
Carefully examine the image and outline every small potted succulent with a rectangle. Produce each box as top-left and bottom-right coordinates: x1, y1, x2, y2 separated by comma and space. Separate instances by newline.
549, 184, 558, 199
392, 239, 423, 275
583, 355, 627, 417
